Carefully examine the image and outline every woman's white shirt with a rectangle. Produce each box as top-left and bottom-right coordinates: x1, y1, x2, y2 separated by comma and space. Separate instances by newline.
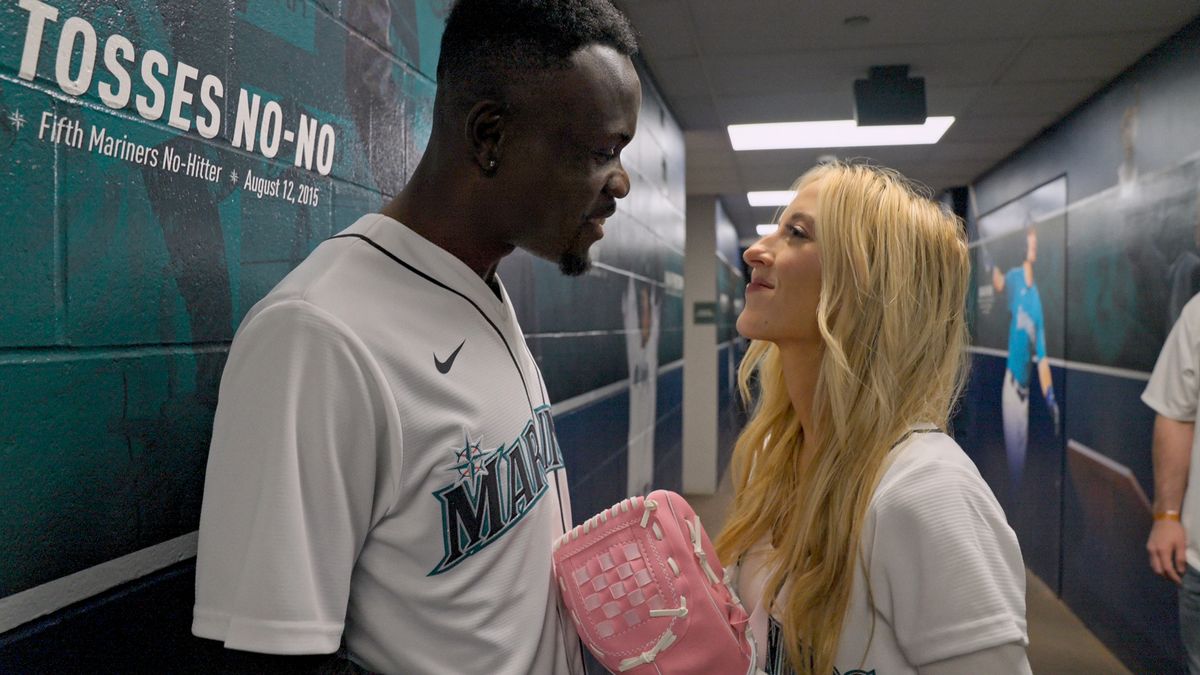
734, 429, 1030, 674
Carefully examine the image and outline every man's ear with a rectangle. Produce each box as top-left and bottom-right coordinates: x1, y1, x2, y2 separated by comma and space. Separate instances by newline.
465, 99, 507, 176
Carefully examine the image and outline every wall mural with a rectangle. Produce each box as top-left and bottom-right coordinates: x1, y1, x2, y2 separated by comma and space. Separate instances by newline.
968, 177, 1067, 589
1059, 153, 1200, 673
2, 0, 447, 602
0, 3, 695, 660
963, 144, 1200, 672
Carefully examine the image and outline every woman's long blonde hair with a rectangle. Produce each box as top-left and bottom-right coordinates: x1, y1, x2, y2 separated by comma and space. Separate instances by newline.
714, 162, 971, 674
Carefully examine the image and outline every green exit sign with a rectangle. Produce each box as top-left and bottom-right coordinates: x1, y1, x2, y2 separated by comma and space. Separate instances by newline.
693, 301, 717, 324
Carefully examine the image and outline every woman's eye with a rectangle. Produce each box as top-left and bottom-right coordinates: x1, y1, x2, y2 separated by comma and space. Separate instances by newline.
788, 225, 808, 239
594, 147, 618, 161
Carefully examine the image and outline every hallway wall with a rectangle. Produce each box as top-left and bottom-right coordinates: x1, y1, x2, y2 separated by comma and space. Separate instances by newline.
958, 16, 1200, 673
0, 1, 737, 669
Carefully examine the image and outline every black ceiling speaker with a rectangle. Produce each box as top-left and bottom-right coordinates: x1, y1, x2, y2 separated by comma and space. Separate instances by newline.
853, 65, 926, 126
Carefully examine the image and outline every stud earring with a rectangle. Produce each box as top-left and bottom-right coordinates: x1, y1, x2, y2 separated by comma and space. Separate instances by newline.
488, 159, 497, 170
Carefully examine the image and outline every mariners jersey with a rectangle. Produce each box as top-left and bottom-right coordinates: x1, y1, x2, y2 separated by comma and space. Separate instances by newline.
193, 214, 582, 674
1004, 267, 1047, 388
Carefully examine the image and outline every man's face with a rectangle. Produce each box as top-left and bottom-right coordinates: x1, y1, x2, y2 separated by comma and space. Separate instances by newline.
498, 44, 641, 276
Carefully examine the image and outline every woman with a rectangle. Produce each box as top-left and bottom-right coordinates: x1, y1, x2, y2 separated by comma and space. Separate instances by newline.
716, 162, 1030, 674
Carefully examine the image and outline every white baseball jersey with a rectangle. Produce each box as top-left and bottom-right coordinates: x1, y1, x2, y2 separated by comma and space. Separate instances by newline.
734, 428, 1028, 673
193, 214, 584, 674
622, 276, 660, 496
1144, 292, 1200, 570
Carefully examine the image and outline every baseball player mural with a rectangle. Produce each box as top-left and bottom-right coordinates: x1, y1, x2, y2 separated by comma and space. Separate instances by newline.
971, 176, 1067, 500
623, 275, 660, 496
984, 222, 1060, 487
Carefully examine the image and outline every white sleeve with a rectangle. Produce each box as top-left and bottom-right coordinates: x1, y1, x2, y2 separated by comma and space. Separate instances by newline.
918, 643, 1031, 675
192, 300, 400, 655
868, 460, 1028, 666
1143, 297, 1200, 421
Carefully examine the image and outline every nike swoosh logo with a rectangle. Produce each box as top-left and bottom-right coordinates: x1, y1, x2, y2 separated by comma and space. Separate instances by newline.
435, 340, 466, 374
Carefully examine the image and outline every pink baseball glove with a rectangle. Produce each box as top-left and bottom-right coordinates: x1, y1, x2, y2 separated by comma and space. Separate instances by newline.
552, 490, 756, 674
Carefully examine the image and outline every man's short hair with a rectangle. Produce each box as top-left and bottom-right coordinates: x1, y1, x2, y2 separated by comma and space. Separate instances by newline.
437, 0, 638, 96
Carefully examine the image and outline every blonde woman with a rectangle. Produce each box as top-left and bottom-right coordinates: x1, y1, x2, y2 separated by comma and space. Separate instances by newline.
717, 162, 1030, 675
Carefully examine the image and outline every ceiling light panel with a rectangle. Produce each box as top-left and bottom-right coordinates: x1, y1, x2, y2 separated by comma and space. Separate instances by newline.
728, 117, 955, 150
747, 191, 796, 207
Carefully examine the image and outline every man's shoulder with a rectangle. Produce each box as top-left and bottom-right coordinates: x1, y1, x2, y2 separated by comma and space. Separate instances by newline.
1158, 293, 1200, 355
1180, 292, 1200, 325
252, 218, 415, 323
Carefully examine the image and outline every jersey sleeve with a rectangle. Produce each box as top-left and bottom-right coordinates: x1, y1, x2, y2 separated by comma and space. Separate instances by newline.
1143, 298, 1200, 421
866, 459, 1028, 666
1004, 268, 1022, 307
192, 300, 400, 655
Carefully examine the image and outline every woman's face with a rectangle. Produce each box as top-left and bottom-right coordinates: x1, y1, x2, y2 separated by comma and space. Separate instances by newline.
738, 179, 824, 346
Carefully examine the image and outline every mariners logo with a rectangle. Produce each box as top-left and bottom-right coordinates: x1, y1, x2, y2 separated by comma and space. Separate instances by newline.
429, 405, 564, 575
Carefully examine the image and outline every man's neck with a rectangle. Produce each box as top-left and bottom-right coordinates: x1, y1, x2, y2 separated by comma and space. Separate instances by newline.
381, 159, 512, 282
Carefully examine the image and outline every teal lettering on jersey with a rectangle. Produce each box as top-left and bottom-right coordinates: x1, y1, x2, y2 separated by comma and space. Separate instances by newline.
430, 405, 564, 575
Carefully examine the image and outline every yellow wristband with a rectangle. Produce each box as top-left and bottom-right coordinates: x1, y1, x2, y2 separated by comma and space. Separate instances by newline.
1155, 510, 1182, 522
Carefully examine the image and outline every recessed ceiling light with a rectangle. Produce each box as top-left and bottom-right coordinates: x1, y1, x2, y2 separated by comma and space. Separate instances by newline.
756, 224, 776, 236
748, 191, 796, 207
728, 117, 955, 150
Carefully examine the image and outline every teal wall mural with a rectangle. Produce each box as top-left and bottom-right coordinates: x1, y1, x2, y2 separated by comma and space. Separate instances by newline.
0, 1, 709, 669
1, 0, 448, 604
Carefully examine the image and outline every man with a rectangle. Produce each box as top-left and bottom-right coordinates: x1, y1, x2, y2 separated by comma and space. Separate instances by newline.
1145, 293, 1200, 674
191, 1, 641, 672
988, 224, 1060, 488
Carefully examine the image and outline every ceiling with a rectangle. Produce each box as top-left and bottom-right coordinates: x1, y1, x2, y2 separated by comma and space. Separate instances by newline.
611, 0, 1200, 242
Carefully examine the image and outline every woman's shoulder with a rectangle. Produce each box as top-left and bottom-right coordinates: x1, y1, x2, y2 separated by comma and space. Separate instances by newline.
871, 431, 1000, 521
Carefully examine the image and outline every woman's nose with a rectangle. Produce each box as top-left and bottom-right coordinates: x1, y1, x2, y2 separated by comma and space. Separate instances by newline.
743, 236, 773, 267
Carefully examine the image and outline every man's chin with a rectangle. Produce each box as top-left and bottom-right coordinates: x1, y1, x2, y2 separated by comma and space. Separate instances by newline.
558, 251, 590, 277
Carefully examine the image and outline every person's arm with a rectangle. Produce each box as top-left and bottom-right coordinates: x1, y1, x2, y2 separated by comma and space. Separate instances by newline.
979, 245, 1002, 294
193, 302, 398, 661
1037, 359, 1052, 395
869, 455, 1028, 670
1037, 359, 1058, 434
918, 642, 1031, 675
1147, 414, 1194, 585
1034, 297, 1059, 435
